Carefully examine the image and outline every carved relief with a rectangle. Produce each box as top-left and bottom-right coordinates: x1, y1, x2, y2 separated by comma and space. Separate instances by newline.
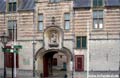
44, 27, 63, 49
49, 30, 59, 47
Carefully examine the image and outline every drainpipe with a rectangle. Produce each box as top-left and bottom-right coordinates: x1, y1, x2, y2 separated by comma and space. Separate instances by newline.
33, 0, 36, 77
72, 5, 75, 78
119, 59, 120, 78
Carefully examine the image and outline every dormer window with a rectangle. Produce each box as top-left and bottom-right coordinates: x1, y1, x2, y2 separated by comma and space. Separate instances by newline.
8, 0, 17, 12
93, 0, 103, 7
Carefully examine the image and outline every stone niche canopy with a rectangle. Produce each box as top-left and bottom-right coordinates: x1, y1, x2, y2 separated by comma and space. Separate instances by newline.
44, 26, 63, 50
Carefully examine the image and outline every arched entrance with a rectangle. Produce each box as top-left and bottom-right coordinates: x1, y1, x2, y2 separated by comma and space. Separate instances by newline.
35, 48, 73, 77
43, 51, 67, 77
35, 26, 73, 77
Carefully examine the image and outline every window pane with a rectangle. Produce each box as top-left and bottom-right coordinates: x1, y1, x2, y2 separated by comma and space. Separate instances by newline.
93, 0, 97, 7
8, 29, 13, 40
13, 2, 16, 11
64, 13, 70, 20
38, 14, 43, 21
98, 0, 103, 6
99, 19, 103, 29
82, 37, 86, 48
13, 21, 17, 29
93, 11, 97, 18
93, 0, 103, 7
99, 11, 103, 18
8, 21, 14, 29
9, 3, 12, 12
39, 22, 43, 31
77, 37, 81, 48
93, 10, 103, 18
93, 19, 98, 29
8, 21, 17, 41
65, 21, 70, 30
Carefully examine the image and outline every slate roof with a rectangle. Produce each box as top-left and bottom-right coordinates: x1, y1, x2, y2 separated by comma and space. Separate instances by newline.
73, 0, 120, 8
0, 0, 6, 12
18, 0, 35, 11
0, 0, 35, 12
0, 0, 120, 12
73, 0, 91, 8
105, 0, 120, 7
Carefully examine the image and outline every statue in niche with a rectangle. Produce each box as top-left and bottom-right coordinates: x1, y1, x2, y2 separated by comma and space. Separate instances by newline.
49, 30, 59, 47
50, 31, 57, 43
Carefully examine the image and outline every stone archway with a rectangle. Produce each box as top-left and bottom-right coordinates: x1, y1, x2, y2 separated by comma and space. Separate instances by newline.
35, 47, 73, 77
35, 26, 73, 77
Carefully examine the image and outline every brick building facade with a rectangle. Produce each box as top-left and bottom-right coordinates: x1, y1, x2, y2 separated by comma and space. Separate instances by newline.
0, 0, 120, 78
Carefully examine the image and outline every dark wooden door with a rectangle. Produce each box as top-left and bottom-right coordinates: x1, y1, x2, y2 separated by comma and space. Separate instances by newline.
75, 55, 84, 71
43, 52, 57, 77
43, 55, 49, 77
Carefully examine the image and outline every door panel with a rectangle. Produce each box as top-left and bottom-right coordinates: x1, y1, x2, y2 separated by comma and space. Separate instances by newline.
75, 55, 84, 71
43, 56, 48, 77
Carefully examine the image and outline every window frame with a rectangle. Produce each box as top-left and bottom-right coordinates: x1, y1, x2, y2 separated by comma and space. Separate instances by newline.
93, 10, 104, 29
93, 0, 104, 7
76, 36, 87, 49
8, 0, 17, 12
38, 14, 44, 31
8, 20, 17, 41
64, 13, 70, 30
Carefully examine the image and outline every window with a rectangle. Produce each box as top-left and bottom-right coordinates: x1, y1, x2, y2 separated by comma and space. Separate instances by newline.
93, 10, 103, 29
49, 0, 60, 3
76, 36, 87, 49
64, 13, 70, 30
93, 0, 103, 7
8, 20, 17, 41
8, 0, 17, 12
38, 14, 43, 31
75, 55, 84, 71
